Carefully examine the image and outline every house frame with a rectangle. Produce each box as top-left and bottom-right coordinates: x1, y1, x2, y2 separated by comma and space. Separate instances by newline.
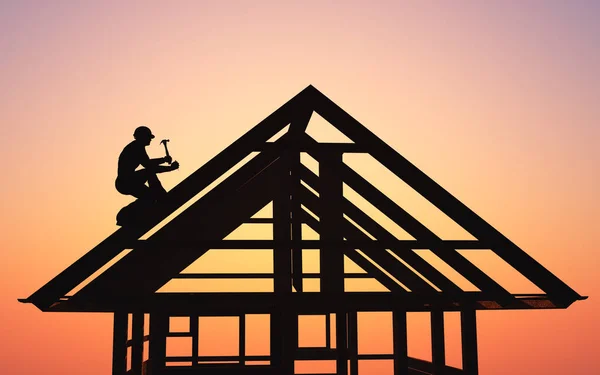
20, 85, 586, 375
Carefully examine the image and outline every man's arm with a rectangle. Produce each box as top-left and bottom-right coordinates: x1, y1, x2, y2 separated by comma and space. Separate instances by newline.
154, 162, 179, 173
146, 157, 170, 168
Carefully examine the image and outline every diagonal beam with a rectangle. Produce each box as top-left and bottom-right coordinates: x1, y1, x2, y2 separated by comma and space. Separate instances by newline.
299, 164, 462, 294
76, 131, 301, 298
300, 209, 407, 293
297, 137, 513, 302
26, 87, 314, 309
299, 186, 437, 293
340, 163, 513, 302
346, 201, 463, 294
75, 159, 286, 298
305, 85, 580, 303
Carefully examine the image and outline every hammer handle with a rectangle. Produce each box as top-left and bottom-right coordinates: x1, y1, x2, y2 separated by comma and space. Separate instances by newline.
161, 142, 171, 162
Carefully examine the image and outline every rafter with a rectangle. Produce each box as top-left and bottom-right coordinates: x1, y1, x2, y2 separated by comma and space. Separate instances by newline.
305, 86, 580, 303
298, 185, 437, 294
300, 209, 407, 293
25, 87, 314, 309
75, 158, 287, 298
299, 164, 463, 294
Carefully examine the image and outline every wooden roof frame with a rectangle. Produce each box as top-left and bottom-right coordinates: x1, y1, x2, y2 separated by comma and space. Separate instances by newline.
20, 85, 586, 312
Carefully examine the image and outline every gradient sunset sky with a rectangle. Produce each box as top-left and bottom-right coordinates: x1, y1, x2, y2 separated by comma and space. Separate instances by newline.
1, 1, 599, 374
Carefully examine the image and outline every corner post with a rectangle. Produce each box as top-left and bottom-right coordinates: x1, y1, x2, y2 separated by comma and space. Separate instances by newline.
149, 313, 168, 375
112, 312, 128, 375
273, 151, 293, 375
461, 308, 478, 375
431, 310, 446, 374
131, 313, 144, 374
393, 308, 408, 375
319, 151, 347, 375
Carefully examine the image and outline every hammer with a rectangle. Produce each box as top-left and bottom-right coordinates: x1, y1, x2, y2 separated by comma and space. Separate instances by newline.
160, 139, 171, 164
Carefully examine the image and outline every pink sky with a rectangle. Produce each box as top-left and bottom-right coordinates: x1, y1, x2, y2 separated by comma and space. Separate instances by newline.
1, 2, 598, 374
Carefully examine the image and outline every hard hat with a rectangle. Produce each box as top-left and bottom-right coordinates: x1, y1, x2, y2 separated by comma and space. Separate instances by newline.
133, 126, 155, 139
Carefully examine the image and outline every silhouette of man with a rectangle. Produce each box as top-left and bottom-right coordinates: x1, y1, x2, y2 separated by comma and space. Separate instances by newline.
115, 126, 179, 202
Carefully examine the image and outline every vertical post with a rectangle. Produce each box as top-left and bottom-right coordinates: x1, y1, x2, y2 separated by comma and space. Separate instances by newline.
431, 310, 446, 374
319, 151, 345, 292
149, 313, 168, 374
291, 148, 303, 292
347, 311, 359, 375
239, 314, 246, 365
191, 315, 199, 367
393, 309, 408, 375
319, 151, 346, 375
461, 309, 478, 375
112, 312, 128, 375
131, 313, 144, 375
325, 313, 331, 349
270, 309, 282, 370
273, 152, 293, 375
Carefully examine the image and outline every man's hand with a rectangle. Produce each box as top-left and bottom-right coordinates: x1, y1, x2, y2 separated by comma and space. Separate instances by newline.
164, 155, 173, 164
170, 161, 179, 171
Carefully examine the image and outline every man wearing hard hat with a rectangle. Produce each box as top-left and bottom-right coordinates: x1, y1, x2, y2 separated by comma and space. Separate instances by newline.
115, 126, 179, 201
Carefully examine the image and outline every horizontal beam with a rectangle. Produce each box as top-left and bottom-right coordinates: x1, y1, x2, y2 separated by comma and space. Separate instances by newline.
167, 355, 271, 362
256, 142, 367, 153
165, 353, 462, 370
48, 292, 569, 314
245, 218, 273, 223
173, 273, 372, 279
131, 239, 486, 250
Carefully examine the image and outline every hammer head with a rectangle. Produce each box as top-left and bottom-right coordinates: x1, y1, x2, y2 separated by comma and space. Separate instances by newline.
160, 139, 170, 146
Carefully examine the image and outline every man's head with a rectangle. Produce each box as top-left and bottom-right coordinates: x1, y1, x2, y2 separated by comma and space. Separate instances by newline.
133, 126, 155, 145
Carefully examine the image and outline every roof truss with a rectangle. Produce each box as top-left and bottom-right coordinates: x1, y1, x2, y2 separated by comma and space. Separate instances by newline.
22, 85, 584, 312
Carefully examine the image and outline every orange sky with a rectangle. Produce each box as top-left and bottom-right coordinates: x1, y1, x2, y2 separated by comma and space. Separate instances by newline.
1, 1, 599, 374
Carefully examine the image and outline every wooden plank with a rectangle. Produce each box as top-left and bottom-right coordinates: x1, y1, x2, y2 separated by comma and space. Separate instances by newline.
348, 311, 359, 375
149, 313, 168, 374
171, 272, 372, 279
131, 313, 144, 375
245, 218, 273, 223
51, 292, 564, 314
270, 308, 282, 373
343, 198, 463, 294
191, 315, 199, 367
27, 87, 313, 309
161, 365, 276, 375
306, 86, 580, 303
298, 184, 438, 293
112, 312, 128, 375
76, 159, 285, 298
128, 239, 485, 250
299, 209, 406, 293
291, 147, 303, 292
318, 151, 348, 375
339, 163, 513, 303
325, 313, 332, 348
256, 142, 366, 153
298, 154, 489, 295
273, 156, 292, 295
431, 310, 446, 374
319, 151, 345, 293
239, 315, 246, 364
273, 157, 294, 375
461, 309, 478, 375
336, 310, 348, 375
393, 309, 408, 375
299, 162, 467, 294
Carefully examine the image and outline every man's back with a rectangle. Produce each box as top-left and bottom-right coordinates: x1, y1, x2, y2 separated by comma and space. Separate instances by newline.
117, 140, 149, 178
